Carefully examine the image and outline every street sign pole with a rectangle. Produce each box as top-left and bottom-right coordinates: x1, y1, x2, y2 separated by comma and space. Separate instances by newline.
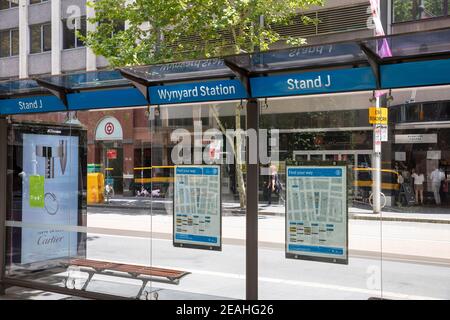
373, 97, 382, 214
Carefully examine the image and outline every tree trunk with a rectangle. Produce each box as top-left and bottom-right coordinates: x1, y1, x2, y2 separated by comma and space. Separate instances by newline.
235, 106, 246, 208
211, 105, 246, 208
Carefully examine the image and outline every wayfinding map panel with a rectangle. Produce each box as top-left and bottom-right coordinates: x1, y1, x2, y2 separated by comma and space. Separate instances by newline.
286, 165, 348, 264
174, 165, 221, 250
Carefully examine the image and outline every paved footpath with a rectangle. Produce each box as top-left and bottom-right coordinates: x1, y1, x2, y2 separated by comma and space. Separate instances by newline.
93, 197, 450, 224
87, 206, 450, 262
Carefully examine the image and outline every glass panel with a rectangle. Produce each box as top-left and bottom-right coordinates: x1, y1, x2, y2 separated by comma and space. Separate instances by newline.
364, 26, 450, 59
258, 91, 382, 299
423, 0, 445, 18
393, 0, 445, 23
381, 85, 450, 300
62, 19, 76, 50
393, 0, 415, 23
76, 17, 87, 48
0, 30, 10, 58
148, 102, 246, 299
37, 70, 130, 90
43, 24, 51, 52
0, 79, 45, 97
225, 42, 366, 73
0, 0, 10, 10
5, 112, 86, 292
121, 58, 234, 83
11, 29, 19, 56
30, 25, 41, 54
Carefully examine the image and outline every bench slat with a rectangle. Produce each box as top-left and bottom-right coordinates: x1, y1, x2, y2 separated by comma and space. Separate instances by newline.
67, 259, 189, 281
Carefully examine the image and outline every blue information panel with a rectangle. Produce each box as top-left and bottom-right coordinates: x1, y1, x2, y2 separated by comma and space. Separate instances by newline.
250, 67, 376, 98
286, 164, 348, 264
173, 165, 221, 250
149, 79, 247, 105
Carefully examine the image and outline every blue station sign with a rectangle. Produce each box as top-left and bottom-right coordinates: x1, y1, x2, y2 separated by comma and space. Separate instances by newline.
149, 79, 248, 105
250, 67, 377, 98
67, 87, 148, 110
0, 95, 66, 115
381, 58, 450, 89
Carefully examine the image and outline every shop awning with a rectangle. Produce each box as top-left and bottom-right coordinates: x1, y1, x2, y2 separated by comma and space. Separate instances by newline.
1, 27, 450, 114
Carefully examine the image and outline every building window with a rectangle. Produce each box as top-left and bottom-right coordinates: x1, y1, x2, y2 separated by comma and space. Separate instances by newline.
29, 0, 48, 4
392, 0, 448, 23
0, 0, 18, 10
63, 17, 86, 49
30, 23, 51, 54
0, 29, 19, 58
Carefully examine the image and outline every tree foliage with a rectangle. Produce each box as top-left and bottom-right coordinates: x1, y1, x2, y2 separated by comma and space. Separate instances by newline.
83, 0, 324, 67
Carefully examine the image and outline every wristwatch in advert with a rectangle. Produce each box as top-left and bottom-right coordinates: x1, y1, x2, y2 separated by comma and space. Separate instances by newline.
44, 192, 59, 215
35, 140, 67, 179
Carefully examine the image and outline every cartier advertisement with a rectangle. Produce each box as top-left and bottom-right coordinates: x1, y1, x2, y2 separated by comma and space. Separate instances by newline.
7, 122, 87, 267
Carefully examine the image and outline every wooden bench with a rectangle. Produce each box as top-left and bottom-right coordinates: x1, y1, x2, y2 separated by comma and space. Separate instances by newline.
62, 259, 190, 300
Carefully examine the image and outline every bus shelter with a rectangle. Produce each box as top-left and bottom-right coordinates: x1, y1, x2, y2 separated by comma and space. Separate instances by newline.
1, 28, 450, 300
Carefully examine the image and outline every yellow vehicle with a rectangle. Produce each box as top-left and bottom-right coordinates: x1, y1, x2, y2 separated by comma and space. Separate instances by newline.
132, 166, 175, 195
353, 167, 401, 203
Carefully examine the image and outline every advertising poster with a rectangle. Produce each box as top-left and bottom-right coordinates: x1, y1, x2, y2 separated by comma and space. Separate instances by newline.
173, 165, 221, 250
21, 133, 80, 264
286, 164, 348, 264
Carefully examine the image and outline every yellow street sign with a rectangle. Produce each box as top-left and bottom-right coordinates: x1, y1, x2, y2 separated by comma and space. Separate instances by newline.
369, 107, 388, 124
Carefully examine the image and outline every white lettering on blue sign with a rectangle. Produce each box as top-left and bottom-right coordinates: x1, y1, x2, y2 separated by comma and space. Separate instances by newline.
287, 75, 331, 91
18, 99, 43, 111
156, 84, 237, 102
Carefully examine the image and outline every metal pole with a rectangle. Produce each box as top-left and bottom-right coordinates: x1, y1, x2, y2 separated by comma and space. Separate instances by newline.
0, 117, 7, 295
373, 97, 382, 214
246, 98, 259, 300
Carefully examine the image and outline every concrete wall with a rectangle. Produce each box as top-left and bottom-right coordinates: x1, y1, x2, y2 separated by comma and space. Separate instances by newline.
0, 56, 19, 78
28, 51, 51, 75
0, 7, 19, 30
392, 18, 450, 34
62, 47, 86, 72
28, 2, 51, 25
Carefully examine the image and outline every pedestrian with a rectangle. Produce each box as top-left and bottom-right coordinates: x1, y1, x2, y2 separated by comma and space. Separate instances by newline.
430, 167, 445, 205
411, 169, 425, 205
396, 172, 404, 206
267, 165, 281, 205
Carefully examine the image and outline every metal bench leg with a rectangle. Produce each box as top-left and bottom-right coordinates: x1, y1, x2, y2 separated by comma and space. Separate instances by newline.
80, 271, 95, 291
136, 279, 149, 300
0, 283, 6, 295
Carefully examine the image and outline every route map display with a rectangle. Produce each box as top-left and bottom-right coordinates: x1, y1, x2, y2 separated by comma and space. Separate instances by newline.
286, 164, 348, 264
174, 165, 221, 250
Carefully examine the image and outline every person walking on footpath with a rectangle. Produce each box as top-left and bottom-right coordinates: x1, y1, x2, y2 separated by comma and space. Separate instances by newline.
430, 166, 445, 205
411, 169, 425, 205
267, 165, 282, 205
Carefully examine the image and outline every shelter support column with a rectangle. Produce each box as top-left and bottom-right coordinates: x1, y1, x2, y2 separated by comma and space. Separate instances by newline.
246, 99, 259, 300
0, 117, 7, 295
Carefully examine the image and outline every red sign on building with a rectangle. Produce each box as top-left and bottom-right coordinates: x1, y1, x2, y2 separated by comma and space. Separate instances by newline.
107, 149, 117, 159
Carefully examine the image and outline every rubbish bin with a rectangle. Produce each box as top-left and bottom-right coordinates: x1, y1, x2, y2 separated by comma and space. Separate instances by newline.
87, 172, 105, 204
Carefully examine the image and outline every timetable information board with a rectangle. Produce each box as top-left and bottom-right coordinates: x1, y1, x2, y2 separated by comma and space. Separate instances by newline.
286, 165, 348, 264
174, 165, 221, 250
